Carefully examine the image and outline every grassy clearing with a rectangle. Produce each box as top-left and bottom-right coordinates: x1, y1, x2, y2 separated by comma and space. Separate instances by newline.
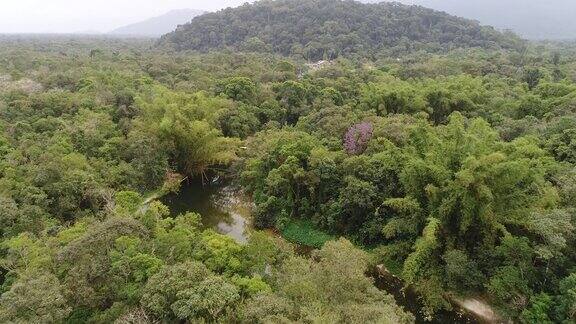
281, 219, 334, 248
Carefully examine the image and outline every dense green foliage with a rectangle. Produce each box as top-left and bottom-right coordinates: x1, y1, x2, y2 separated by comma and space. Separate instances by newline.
228, 41, 575, 321
0, 36, 414, 323
1, 11, 576, 322
159, 0, 524, 60
281, 219, 334, 248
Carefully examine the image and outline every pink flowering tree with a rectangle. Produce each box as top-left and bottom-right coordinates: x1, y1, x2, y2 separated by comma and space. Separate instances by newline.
344, 122, 373, 155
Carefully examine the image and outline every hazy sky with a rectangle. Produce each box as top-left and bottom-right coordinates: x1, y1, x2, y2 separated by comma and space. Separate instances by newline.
0, 0, 255, 33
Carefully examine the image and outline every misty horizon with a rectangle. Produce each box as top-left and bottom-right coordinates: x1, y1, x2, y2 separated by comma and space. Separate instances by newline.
0, 0, 256, 34
0, 0, 575, 40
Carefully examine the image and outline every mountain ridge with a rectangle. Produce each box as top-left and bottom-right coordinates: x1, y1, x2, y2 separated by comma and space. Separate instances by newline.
110, 9, 205, 37
158, 0, 524, 60
364, 0, 576, 40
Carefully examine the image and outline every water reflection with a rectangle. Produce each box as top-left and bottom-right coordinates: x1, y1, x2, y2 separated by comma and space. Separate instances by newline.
161, 178, 251, 243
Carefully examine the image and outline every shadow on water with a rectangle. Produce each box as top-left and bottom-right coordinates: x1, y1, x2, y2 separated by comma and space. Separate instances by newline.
372, 269, 481, 324
161, 178, 252, 244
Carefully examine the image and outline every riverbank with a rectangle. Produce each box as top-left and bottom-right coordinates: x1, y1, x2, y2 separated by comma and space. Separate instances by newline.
451, 297, 505, 324
145, 178, 504, 323
375, 265, 505, 324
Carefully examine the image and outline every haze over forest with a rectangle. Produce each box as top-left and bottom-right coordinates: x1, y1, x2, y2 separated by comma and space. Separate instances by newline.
1, 0, 575, 40
385, 0, 576, 40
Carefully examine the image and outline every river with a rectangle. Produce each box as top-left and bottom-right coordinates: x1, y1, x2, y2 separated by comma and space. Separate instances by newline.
161, 179, 482, 324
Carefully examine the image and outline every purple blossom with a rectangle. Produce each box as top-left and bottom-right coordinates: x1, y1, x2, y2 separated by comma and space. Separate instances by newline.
344, 122, 374, 155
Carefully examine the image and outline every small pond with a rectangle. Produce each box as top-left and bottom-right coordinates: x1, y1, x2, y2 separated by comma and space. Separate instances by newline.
161, 178, 252, 243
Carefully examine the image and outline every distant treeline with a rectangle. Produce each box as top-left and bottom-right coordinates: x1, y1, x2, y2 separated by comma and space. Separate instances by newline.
158, 0, 524, 60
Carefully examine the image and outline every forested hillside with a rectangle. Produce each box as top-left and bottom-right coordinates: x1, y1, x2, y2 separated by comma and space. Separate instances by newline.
369, 0, 576, 40
158, 0, 524, 60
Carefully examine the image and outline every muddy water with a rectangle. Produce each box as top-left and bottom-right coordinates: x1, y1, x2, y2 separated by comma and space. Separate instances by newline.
373, 268, 480, 324
161, 178, 252, 243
